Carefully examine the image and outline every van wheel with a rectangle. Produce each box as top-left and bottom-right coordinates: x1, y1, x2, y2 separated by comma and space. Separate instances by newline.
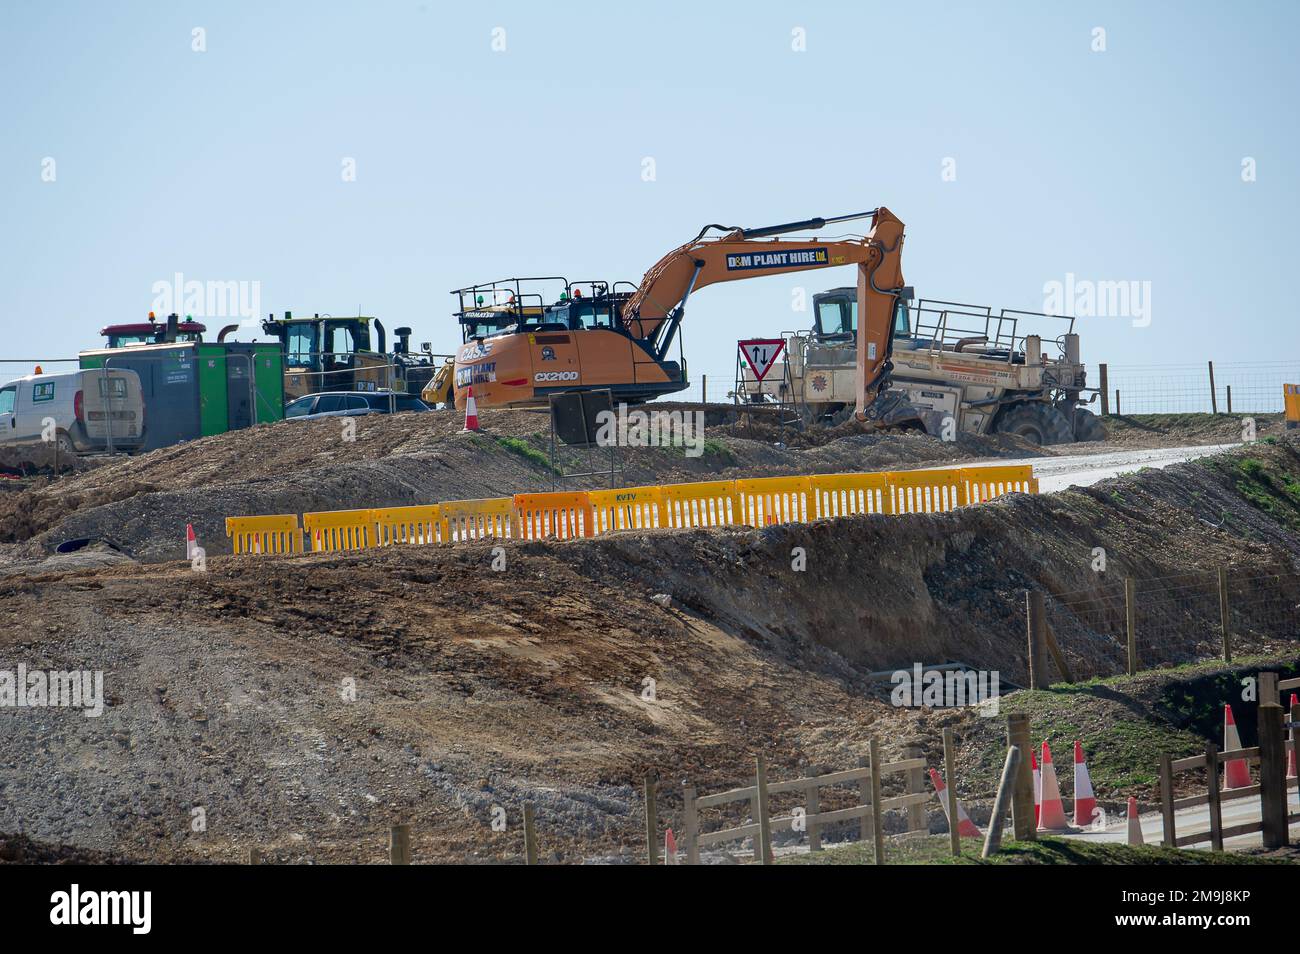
994, 402, 1074, 445
54, 432, 76, 455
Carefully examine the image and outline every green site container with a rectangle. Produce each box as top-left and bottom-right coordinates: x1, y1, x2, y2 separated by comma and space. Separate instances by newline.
79, 342, 283, 451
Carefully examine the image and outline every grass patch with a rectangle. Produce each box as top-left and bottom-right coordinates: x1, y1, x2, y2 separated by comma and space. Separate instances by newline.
1226, 456, 1300, 531
493, 436, 560, 474
780, 835, 1287, 865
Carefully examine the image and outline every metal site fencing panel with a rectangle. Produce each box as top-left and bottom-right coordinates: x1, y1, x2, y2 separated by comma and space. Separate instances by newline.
1102, 361, 1300, 415
1025, 569, 1300, 685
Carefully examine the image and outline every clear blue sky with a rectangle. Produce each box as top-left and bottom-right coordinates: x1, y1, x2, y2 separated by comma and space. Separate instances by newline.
2, 0, 1296, 390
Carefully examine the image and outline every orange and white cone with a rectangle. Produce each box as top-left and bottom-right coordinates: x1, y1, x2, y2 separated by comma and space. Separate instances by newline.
1032, 750, 1041, 826
1037, 742, 1070, 832
1126, 796, 1144, 846
1223, 704, 1251, 789
1288, 694, 1298, 780
929, 767, 981, 838
186, 523, 197, 560
664, 827, 678, 865
1073, 740, 1097, 827
462, 384, 480, 432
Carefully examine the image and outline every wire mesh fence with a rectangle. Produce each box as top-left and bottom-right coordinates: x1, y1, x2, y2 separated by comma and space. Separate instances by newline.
1103, 361, 1300, 415
1033, 569, 1300, 682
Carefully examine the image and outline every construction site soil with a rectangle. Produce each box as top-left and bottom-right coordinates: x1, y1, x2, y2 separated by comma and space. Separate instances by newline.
0, 410, 1296, 863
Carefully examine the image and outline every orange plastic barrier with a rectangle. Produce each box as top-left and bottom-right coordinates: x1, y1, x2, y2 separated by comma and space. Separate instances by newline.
513, 491, 594, 540
734, 476, 812, 527
588, 485, 663, 533
1285, 383, 1299, 427
659, 479, 739, 529
373, 505, 448, 546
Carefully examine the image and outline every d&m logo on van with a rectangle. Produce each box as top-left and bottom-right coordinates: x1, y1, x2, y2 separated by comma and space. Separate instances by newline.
32, 382, 56, 403
725, 247, 829, 271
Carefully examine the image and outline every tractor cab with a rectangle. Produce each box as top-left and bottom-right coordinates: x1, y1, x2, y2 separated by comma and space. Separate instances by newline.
260, 312, 393, 399
102, 313, 207, 348
811, 288, 911, 343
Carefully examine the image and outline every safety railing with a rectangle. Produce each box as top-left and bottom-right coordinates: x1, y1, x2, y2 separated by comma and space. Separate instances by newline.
225, 515, 303, 555
227, 464, 1041, 558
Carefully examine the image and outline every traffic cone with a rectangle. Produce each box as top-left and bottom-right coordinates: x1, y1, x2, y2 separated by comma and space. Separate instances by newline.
1288, 694, 1298, 780
1073, 740, 1097, 827
664, 827, 678, 865
1031, 750, 1041, 825
1126, 796, 1144, 846
1223, 704, 1251, 789
462, 384, 480, 432
185, 523, 197, 560
1037, 742, 1070, 831
929, 767, 981, 838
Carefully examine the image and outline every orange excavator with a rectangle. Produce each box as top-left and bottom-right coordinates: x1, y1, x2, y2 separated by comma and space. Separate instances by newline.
449, 208, 912, 421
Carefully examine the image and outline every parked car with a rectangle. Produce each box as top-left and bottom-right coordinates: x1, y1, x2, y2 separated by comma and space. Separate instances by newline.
0, 368, 146, 454
283, 390, 431, 420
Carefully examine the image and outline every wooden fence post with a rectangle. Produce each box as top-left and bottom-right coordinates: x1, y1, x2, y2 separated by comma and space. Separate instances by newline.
389, 823, 411, 865
1026, 590, 1047, 689
1208, 361, 1218, 414
1227, 385, 1233, 414
1159, 754, 1176, 848
1098, 364, 1110, 415
755, 755, 773, 865
1259, 702, 1288, 850
644, 774, 658, 865
247, 846, 262, 865
523, 803, 538, 865
702, 375, 707, 405
1205, 743, 1223, 851
1125, 577, 1139, 675
805, 778, 822, 851
1007, 713, 1035, 841
1260, 671, 1279, 707
1218, 567, 1231, 663
1115, 390, 1121, 415
868, 737, 885, 866
943, 727, 960, 857
857, 754, 872, 843
683, 785, 700, 865
982, 744, 1022, 858
903, 745, 926, 833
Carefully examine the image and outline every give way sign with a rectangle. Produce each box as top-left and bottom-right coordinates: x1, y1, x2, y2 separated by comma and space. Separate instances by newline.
738, 338, 786, 382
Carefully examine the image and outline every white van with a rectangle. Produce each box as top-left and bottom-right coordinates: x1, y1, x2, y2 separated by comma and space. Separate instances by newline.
0, 369, 147, 454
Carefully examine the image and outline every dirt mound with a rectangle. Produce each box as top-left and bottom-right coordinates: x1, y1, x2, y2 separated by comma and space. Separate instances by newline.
0, 408, 1038, 563
1, 437, 1298, 862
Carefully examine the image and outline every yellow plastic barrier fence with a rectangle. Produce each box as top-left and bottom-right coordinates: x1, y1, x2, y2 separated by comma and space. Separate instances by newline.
441, 497, 519, 543
660, 479, 739, 529
303, 509, 376, 552
373, 505, 449, 547
227, 465, 1042, 557
514, 491, 595, 540
735, 476, 813, 527
588, 485, 663, 533
887, 469, 965, 514
960, 465, 1038, 503
225, 514, 303, 555
809, 472, 893, 518
1285, 383, 1300, 427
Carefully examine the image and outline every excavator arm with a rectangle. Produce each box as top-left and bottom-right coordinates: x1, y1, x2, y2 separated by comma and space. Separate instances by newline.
622, 208, 908, 418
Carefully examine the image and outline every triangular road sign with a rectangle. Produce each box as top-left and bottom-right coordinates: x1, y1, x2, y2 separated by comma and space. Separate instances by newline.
738, 338, 786, 382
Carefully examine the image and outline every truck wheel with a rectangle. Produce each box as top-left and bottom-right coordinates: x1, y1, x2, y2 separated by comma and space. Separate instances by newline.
1070, 407, 1105, 442
994, 402, 1074, 445
55, 432, 76, 455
